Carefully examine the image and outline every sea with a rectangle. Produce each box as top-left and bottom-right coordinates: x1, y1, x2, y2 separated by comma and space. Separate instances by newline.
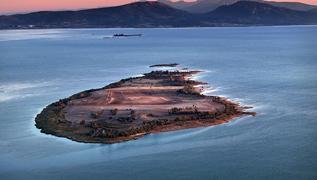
0, 26, 316, 180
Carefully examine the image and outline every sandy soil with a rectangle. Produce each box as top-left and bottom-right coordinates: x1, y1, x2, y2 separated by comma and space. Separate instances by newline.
35, 68, 254, 144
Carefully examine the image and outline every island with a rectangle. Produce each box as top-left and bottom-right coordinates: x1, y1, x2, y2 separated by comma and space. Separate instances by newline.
149, 63, 179, 68
35, 66, 255, 144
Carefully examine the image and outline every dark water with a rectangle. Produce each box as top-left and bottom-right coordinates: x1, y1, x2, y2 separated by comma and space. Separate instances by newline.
0, 26, 316, 180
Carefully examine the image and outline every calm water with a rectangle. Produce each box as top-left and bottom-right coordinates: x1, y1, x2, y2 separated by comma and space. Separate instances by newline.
0, 26, 316, 180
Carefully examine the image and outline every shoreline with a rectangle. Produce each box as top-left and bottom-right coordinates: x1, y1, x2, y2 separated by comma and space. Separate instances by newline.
35, 66, 255, 144
1, 24, 317, 31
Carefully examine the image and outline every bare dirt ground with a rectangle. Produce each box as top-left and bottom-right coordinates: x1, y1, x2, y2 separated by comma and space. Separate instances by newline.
35, 68, 254, 144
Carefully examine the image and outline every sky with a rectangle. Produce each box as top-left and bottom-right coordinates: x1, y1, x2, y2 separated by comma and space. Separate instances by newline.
0, 0, 317, 14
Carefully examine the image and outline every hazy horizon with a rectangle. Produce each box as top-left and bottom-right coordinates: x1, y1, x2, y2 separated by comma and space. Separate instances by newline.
0, 0, 317, 15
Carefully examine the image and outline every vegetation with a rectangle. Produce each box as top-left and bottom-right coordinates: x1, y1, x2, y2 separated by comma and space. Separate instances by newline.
110, 108, 118, 116
90, 110, 103, 119
177, 84, 200, 95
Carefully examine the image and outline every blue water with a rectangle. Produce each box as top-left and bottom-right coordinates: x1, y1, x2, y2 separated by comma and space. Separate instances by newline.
0, 26, 317, 180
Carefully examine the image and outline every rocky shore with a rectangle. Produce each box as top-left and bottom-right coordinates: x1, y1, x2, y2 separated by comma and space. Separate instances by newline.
35, 66, 255, 144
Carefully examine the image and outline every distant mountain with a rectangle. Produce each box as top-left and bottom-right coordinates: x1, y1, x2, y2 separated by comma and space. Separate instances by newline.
0, 2, 196, 29
184, 0, 247, 13
158, 0, 198, 9
205, 1, 317, 25
265, 1, 317, 11
309, 8, 317, 13
162, 0, 317, 13
0, 1, 316, 29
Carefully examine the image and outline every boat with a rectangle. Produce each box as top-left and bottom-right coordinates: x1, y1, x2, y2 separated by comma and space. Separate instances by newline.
113, 34, 142, 37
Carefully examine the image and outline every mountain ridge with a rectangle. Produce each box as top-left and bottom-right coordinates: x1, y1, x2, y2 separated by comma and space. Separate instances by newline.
162, 0, 317, 13
205, 1, 317, 25
0, 1, 317, 29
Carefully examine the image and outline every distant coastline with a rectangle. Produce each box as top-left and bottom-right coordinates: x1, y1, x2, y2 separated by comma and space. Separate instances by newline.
1, 24, 317, 31
1, 1, 317, 30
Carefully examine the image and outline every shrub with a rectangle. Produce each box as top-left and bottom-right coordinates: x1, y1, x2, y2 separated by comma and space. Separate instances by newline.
110, 108, 118, 116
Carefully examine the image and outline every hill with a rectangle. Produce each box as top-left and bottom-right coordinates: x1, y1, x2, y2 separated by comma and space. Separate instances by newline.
0, 2, 195, 29
266, 1, 317, 11
205, 1, 317, 25
163, 0, 317, 13
0, 1, 317, 29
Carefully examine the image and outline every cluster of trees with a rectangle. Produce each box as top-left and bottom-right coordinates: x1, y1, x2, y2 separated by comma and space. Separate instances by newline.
130, 110, 136, 120
112, 109, 136, 123
141, 119, 171, 131
168, 106, 199, 115
90, 110, 104, 119
168, 107, 182, 114
210, 96, 222, 103
209, 96, 239, 115
70, 91, 91, 100
55, 98, 69, 108
89, 125, 146, 138
167, 103, 239, 122
173, 112, 216, 122
89, 128, 131, 138
90, 108, 138, 123
145, 70, 190, 79
110, 108, 118, 115
89, 108, 138, 125
177, 84, 200, 95
88, 118, 172, 138
105, 76, 140, 89
224, 104, 238, 115
44, 99, 70, 125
